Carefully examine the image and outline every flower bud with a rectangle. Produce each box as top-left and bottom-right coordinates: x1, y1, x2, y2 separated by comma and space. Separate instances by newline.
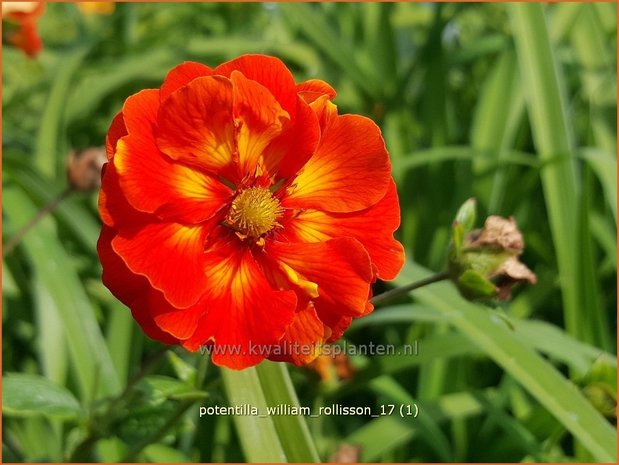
580, 355, 616, 420
448, 199, 536, 301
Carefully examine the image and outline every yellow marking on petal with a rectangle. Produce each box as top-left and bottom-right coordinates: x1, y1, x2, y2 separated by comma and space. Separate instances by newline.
278, 261, 319, 298
173, 166, 222, 200
166, 224, 203, 248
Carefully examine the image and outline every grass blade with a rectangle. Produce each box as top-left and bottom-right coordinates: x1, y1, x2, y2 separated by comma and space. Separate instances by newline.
35, 46, 90, 179
509, 3, 583, 344
394, 260, 617, 462
256, 361, 320, 462
3, 187, 120, 400
221, 367, 286, 463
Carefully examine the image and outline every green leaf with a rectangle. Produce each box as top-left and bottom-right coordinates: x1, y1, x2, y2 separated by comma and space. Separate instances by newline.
279, 3, 381, 98
34, 277, 68, 387
2, 373, 81, 420
351, 303, 614, 376
143, 444, 191, 463
394, 260, 617, 462
256, 361, 320, 463
35, 46, 91, 178
64, 49, 176, 125
221, 367, 287, 463
222, 362, 319, 463
580, 148, 617, 221
457, 269, 498, 299
509, 3, 584, 347
4, 154, 100, 251
469, 49, 526, 212
136, 375, 208, 405
345, 388, 491, 461
2, 260, 19, 297
369, 377, 454, 461
3, 187, 121, 400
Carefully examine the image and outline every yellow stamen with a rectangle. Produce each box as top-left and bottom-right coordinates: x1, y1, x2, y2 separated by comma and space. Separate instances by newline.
227, 187, 283, 238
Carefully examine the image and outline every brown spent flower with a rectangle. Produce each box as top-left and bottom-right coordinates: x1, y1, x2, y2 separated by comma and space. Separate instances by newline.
329, 443, 362, 463
66, 147, 107, 192
473, 216, 537, 300
449, 202, 537, 302
468, 215, 524, 252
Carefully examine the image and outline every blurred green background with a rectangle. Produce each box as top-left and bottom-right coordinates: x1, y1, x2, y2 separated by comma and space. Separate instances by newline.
2, 2, 617, 463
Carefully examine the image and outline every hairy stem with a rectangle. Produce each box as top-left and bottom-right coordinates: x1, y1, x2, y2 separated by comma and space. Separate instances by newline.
370, 271, 450, 305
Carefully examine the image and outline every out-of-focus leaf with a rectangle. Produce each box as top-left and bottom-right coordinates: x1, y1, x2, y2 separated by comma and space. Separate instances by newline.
136, 375, 208, 405
2, 373, 81, 420
2, 260, 19, 297
3, 187, 120, 400
580, 148, 617, 221
35, 46, 91, 178
143, 444, 192, 463
394, 260, 617, 462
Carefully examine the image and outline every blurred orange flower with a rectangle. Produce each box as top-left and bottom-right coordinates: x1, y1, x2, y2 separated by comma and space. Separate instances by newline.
2, 1, 44, 57
77, 2, 115, 15
98, 55, 404, 369
308, 353, 355, 383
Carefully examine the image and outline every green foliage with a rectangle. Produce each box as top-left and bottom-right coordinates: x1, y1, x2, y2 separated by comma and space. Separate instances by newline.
3, 373, 82, 420
2, 2, 616, 463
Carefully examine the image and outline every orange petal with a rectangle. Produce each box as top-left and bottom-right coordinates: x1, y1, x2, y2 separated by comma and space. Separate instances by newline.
263, 95, 320, 180
215, 54, 298, 118
143, 291, 206, 340
230, 70, 289, 177
284, 113, 391, 212
296, 79, 337, 104
129, 299, 180, 346
105, 112, 127, 160
98, 162, 151, 228
3, 1, 45, 19
112, 222, 208, 309
267, 237, 373, 318
322, 315, 352, 343
309, 95, 338, 132
284, 179, 404, 280
121, 88, 159, 135
160, 61, 213, 101
182, 235, 297, 369
98, 226, 148, 305
97, 226, 179, 345
268, 303, 327, 366
9, 21, 42, 57
114, 89, 232, 224
156, 76, 238, 182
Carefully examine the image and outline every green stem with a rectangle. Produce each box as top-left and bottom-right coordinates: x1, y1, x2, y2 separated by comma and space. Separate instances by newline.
106, 346, 170, 414
370, 271, 450, 306
3, 188, 73, 258
68, 346, 170, 462
122, 400, 195, 462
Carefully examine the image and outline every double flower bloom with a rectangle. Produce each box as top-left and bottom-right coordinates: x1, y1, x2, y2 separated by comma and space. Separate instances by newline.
98, 54, 404, 369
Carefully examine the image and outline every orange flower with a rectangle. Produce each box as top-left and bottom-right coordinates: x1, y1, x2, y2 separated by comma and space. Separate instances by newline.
2, 1, 44, 58
77, 2, 116, 15
98, 55, 404, 369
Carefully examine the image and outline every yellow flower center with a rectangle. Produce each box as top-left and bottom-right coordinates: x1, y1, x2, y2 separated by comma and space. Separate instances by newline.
227, 187, 283, 238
